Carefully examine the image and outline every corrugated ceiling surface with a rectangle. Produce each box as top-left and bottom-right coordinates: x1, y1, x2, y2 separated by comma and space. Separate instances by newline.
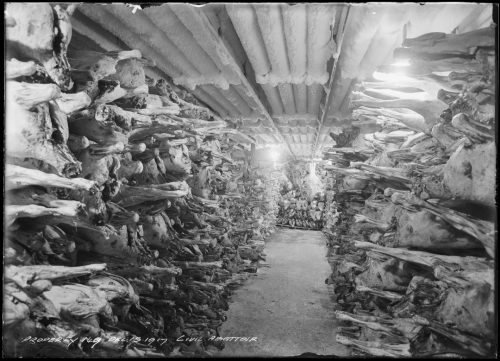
69, 2, 492, 159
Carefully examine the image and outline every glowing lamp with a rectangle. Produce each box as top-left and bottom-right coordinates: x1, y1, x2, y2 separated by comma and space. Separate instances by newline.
269, 149, 280, 161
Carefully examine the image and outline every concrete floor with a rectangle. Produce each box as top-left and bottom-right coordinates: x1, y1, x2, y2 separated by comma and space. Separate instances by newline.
217, 229, 350, 357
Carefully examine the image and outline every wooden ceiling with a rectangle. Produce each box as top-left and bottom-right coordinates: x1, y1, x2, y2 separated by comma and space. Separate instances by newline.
68, 3, 492, 160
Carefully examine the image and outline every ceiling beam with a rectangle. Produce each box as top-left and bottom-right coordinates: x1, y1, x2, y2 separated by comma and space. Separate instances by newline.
311, 4, 351, 158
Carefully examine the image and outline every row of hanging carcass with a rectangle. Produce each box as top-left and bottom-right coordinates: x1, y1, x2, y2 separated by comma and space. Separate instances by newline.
276, 164, 329, 230
4, 3, 281, 357
321, 25, 496, 357
277, 194, 326, 230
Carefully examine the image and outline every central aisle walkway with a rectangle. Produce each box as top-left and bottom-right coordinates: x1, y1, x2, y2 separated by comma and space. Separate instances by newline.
217, 229, 349, 357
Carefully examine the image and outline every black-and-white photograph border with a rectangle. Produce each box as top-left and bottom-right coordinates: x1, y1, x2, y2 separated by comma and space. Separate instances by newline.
3, 2, 498, 358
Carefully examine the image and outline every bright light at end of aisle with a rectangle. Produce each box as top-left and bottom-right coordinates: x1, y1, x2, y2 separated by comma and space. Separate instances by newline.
269, 149, 280, 161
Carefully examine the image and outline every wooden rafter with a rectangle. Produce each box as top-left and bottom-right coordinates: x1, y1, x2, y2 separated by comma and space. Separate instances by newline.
178, 6, 297, 159
311, 4, 351, 159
